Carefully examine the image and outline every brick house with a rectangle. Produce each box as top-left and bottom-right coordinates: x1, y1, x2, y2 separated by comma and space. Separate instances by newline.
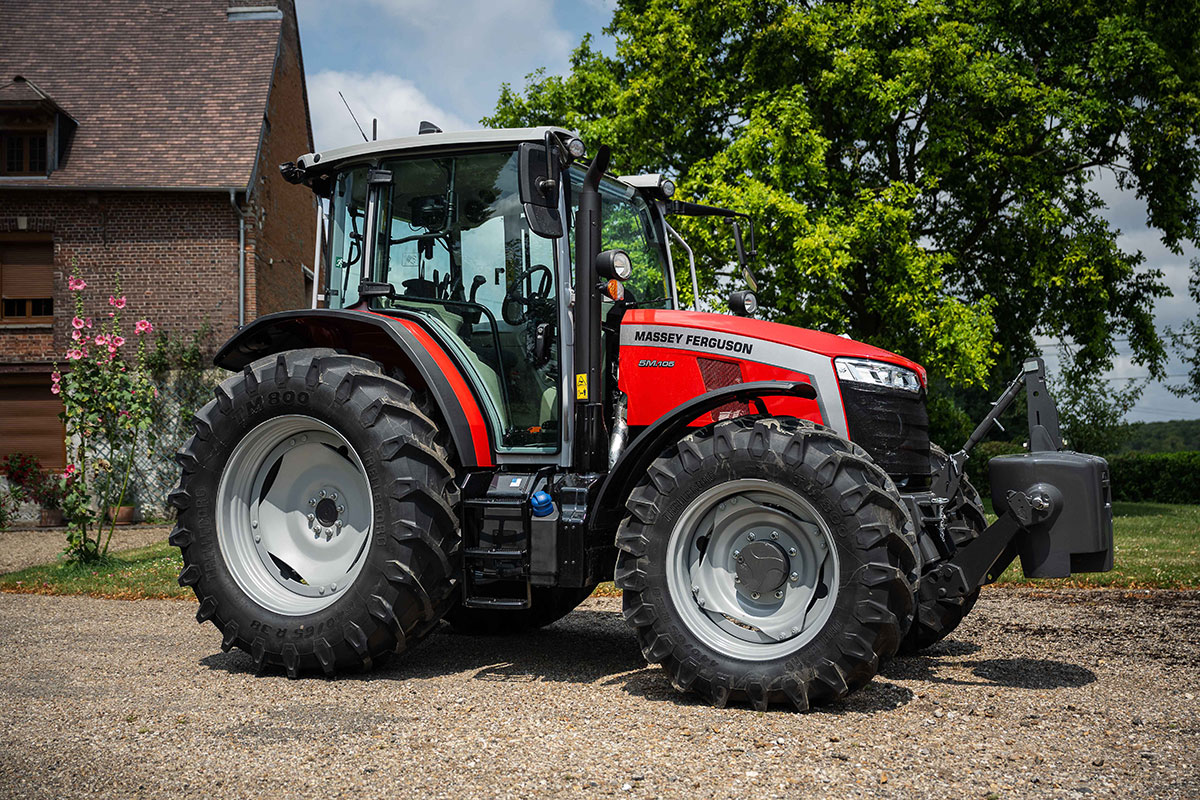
0, 0, 316, 469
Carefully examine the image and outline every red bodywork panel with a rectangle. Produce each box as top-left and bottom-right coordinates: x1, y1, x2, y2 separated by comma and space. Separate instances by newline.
618, 309, 924, 435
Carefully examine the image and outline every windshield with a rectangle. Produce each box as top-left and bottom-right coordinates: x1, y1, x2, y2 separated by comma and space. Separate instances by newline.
330, 149, 561, 451
569, 168, 673, 309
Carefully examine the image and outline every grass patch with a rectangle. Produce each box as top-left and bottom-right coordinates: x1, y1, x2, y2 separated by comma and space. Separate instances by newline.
993, 501, 1200, 589
0, 541, 188, 600
2, 502, 1195, 600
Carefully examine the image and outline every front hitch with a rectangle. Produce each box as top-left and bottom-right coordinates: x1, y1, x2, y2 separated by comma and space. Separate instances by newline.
926, 358, 1114, 598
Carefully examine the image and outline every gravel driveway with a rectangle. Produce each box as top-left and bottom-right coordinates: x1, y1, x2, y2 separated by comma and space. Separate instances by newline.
0, 587, 1196, 800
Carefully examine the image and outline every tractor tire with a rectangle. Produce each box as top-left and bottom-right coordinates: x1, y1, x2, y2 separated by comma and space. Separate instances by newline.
443, 585, 598, 635
614, 416, 918, 711
170, 349, 460, 677
901, 444, 988, 653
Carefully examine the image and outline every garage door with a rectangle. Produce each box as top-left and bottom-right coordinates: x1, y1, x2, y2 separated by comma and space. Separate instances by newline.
0, 372, 66, 471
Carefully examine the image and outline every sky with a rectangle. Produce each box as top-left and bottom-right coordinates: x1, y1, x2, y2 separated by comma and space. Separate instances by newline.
294, 0, 1200, 423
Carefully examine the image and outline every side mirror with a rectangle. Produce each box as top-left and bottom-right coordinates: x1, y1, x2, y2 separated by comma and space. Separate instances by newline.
518, 135, 563, 239
729, 290, 758, 317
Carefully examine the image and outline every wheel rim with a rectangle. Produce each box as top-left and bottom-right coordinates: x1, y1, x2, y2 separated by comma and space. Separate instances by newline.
666, 478, 840, 660
216, 414, 373, 616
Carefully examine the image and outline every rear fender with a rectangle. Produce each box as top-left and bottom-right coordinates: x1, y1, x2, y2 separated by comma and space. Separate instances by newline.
214, 309, 494, 466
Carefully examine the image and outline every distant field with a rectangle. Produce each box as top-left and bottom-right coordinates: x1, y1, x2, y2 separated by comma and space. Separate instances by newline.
2, 502, 1197, 600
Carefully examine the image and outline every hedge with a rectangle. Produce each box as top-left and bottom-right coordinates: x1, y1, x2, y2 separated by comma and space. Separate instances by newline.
964, 445, 1200, 505
1104, 451, 1200, 505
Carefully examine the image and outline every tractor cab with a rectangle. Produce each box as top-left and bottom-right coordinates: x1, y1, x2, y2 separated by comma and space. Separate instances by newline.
315, 129, 677, 460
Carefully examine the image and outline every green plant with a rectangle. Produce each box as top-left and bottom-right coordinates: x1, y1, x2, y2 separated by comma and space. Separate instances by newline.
55, 271, 158, 563
0, 491, 15, 532
1, 452, 66, 510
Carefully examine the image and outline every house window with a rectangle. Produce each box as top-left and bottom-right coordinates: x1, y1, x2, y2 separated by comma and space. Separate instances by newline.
0, 238, 54, 323
0, 130, 49, 175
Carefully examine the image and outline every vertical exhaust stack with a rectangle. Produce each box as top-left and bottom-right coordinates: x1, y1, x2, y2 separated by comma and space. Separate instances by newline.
573, 145, 611, 473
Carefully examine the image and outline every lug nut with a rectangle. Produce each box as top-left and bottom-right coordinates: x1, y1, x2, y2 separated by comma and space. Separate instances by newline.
309, 498, 317, 506
751, 592, 760, 600
697, 597, 706, 607
337, 505, 345, 514
788, 547, 797, 556
335, 520, 344, 530
747, 532, 756, 541
791, 626, 800, 635
331, 583, 337, 591
331, 492, 338, 501
734, 575, 741, 583
790, 572, 799, 582
770, 531, 779, 540
251, 519, 258, 529
774, 590, 784, 599
319, 490, 326, 498
732, 549, 740, 558
254, 535, 261, 543
318, 586, 326, 595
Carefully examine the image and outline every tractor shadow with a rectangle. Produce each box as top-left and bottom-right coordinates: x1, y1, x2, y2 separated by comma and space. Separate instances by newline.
883, 637, 1097, 690
200, 606, 915, 713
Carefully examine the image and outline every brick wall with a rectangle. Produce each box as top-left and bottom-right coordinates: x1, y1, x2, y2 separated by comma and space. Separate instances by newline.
247, 0, 316, 317
0, 190, 241, 366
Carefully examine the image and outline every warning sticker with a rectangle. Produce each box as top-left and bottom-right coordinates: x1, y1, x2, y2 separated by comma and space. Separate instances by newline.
575, 373, 588, 400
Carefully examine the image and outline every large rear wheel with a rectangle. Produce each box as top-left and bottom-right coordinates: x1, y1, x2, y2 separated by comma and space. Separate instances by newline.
615, 417, 917, 710
171, 350, 460, 676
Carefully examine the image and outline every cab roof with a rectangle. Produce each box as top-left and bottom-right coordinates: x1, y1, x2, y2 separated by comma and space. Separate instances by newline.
294, 126, 577, 174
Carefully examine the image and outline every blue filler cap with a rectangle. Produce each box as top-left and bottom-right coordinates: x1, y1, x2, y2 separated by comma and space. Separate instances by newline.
530, 490, 554, 517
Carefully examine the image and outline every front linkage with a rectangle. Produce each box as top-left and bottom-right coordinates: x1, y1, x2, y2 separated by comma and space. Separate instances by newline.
916, 358, 1114, 603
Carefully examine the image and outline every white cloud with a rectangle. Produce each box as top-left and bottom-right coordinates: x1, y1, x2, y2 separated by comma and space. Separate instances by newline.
307, 70, 470, 151
360, 0, 575, 120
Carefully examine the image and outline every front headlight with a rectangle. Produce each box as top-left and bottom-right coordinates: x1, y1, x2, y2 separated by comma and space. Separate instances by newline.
835, 358, 922, 394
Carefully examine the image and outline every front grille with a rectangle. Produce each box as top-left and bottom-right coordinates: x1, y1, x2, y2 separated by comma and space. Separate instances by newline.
839, 383, 930, 479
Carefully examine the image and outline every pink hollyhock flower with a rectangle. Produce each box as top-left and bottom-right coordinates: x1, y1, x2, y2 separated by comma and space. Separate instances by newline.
68, 277, 87, 291
67, 349, 83, 360
107, 344, 118, 355
134, 319, 153, 335
86, 318, 93, 328
112, 335, 125, 347
71, 330, 82, 341
108, 295, 127, 309
72, 317, 85, 329
51, 371, 60, 382
50, 383, 61, 395
93, 333, 107, 346
64, 464, 77, 477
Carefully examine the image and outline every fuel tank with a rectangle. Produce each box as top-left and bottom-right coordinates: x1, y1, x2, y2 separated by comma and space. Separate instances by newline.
618, 308, 931, 479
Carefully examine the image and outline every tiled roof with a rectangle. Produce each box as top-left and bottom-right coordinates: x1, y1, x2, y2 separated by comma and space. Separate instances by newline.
0, 0, 284, 190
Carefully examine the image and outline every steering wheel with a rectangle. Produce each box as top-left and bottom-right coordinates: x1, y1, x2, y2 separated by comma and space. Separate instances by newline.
502, 264, 554, 325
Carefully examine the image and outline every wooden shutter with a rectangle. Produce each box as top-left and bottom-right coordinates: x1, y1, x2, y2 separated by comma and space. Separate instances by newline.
0, 373, 66, 470
0, 241, 54, 298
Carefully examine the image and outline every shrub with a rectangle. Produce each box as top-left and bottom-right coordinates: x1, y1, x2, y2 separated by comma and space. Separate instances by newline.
1106, 451, 1200, 505
0, 491, 15, 532
965, 440, 1026, 500
1, 452, 65, 510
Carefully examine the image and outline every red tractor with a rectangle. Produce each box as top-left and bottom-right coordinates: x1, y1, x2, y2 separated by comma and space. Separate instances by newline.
172, 127, 1113, 710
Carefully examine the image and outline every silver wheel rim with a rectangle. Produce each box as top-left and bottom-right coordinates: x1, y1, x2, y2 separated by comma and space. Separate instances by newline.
666, 478, 840, 660
216, 414, 373, 616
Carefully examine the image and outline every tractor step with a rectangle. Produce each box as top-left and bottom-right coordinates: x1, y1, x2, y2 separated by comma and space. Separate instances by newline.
458, 471, 551, 610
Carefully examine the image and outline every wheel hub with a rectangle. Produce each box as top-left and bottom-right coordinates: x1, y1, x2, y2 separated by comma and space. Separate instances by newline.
734, 539, 790, 595
667, 479, 840, 658
217, 415, 374, 616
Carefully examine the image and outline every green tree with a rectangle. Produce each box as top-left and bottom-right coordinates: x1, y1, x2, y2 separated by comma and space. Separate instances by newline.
1168, 258, 1200, 401
487, 0, 1199, 397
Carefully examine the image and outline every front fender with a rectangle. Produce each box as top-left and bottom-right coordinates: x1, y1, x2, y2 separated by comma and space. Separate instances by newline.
590, 380, 818, 533
214, 309, 494, 466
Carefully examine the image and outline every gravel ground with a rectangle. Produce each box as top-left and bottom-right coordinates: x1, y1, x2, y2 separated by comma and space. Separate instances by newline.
0, 587, 1196, 800
0, 525, 171, 574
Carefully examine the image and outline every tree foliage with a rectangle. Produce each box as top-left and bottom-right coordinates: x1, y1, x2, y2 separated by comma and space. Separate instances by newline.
1168, 258, 1200, 401
486, 0, 1200, 393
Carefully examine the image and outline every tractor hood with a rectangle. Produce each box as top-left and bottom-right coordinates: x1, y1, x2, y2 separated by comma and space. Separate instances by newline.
623, 308, 926, 384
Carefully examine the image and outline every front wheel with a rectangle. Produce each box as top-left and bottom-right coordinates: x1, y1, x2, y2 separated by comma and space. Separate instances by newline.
614, 417, 917, 711
171, 350, 461, 677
